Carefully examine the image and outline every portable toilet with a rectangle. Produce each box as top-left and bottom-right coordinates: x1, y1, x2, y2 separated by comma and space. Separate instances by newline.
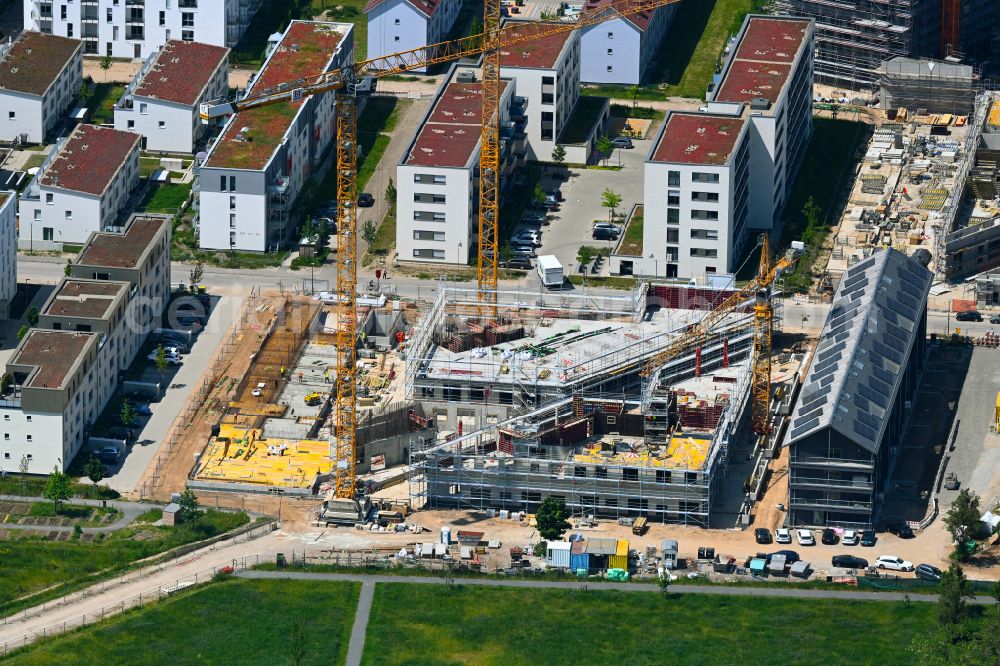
661, 539, 679, 570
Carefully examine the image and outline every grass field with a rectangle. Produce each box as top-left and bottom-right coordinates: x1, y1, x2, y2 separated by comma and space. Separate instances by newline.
83, 83, 125, 125
364, 584, 932, 665
0, 476, 119, 500
0, 510, 248, 614
7, 578, 359, 666
137, 183, 192, 214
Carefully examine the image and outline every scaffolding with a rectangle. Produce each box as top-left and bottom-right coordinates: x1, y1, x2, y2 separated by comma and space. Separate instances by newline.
876, 57, 978, 114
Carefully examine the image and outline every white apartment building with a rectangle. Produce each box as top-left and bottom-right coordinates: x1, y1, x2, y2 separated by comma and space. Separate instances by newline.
24, 0, 263, 58
365, 0, 462, 72
499, 21, 580, 161
114, 40, 229, 154
708, 15, 814, 232
0, 193, 16, 318
0, 32, 82, 144
0, 215, 170, 474
579, 0, 677, 85
198, 21, 354, 252
397, 67, 526, 265
19, 124, 141, 246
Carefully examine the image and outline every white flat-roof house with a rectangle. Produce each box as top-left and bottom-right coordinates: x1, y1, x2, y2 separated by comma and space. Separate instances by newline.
579, 0, 677, 85
23, 0, 263, 59
613, 15, 814, 281
197, 21, 354, 253
396, 67, 526, 265
0, 32, 82, 144
499, 21, 580, 162
114, 40, 230, 154
365, 0, 462, 72
0, 215, 170, 474
0, 193, 16, 318
19, 124, 142, 246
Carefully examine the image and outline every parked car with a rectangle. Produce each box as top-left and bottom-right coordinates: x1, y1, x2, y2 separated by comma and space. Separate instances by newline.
94, 447, 121, 464
991, 314, 1000, 325
955, 310, 982, 322
832, 555, 868, 569
888, 523, 915, 539
511, 230, 541, 246
593, 222, 620, 233
796, 529, 815, 546
251, 382, 267, 397
522, 211, 549, 226
875, 555, 913, 571
821, 528, 838, 545
860, 530, 878, 547
842, 529, 859, 546
593, 227, 619, 241
502, 257, 533, 270
162, 344, 189, 356
775, 528, 792, 544
546, 187, 565, 202
611, 136, 634, 149
147, 351, 181, 365
175, 317, 204, 331
768, 549, 800, 564
135, 404, 153, 416
511, 246, 537, 258
357, 192, 375, 207
754, 528, 772, 544
915, 563, 942, 581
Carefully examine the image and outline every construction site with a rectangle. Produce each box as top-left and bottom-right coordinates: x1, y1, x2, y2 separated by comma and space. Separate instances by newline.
823, 91, 1000, 286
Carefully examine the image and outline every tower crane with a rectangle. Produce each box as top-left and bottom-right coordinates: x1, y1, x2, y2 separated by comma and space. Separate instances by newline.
640, 235, 796, 435
200, 0, 680, 499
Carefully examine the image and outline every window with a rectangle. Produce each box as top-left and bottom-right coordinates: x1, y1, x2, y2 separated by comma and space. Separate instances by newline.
412, 248, 445, 259
413, 230, 446, 241
45, 193, 54, 205
414, 211, 446, 222
229, 214, 236, 228
692, 191, 719, 202
667, 170, 680, 187
690, 248, 718, 258
413, 193, 445, 204
139, 102, 148, 114
127, 119, 134, 129
229, 195, 236, 209
666, 228, 679, 243
182, 12, 194, 27
159, 10, 165, 25
33, 210, 40, 221
691, 209, 719, 221
229, 176, 236, 191
7, 111, 13, 120
607, 31, 613, 39
229, 231, 236, 245
666, 208, 679, 224
61, 5, 67, 19
622, 467, 638, 481
667, 191, 680, 206
692, 172, 720, 183
691, 229, 719, 240
542, 76, 554, 86
394, 36, 399, 42
606, 66, 613, 73
67, 24, 73, 37
64, 210, 72, 220
182, 30, 194, 41
607, 48, 613, 55
107, 8, 112, 21
26, 435, 32, 442
394, 18, 400, 24
414, 174, 446, 184
3, 434, 7, 440
158, 120, 166, 129
53, 322, 62, 330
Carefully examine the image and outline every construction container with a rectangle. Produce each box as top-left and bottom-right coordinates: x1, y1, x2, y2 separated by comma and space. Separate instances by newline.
545, 541, 572, 568
570, 540, 589, 571
608, 539, 629, 570
440, 526, 451, 544
661, 539, 678, 569
585, 537, 618, 571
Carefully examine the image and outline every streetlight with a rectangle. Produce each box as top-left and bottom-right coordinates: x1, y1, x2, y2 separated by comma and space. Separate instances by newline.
649, 252, 658, 278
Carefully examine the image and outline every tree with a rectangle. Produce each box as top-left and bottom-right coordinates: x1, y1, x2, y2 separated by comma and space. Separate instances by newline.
0, 373, 11, 396
535, 496, 570, 541
19, 454, 29, 495
64, 260, 72, 277
120, 399, 136, 428
362, 220, 378, 247
938, 562, 974, 625
943, 488, 982, 554
85, 455, 104, 487
17, 324, 28, 341
533, 184, 547, 206
596, 134, 613, 166
26, 306, 39, 326
551, 144, 566, 167
384, 177, 396, 206
154, 344, 169, 384
468, 17, 484, 49
99, 55, 113, 82
177, 489, 201, 523
601, 188, 623, 222
189, 260, 204, 286
43, 466, 71, 513
800, 195, 822, 246
658, 572, 671, 597
576, 245, 595, 268
627, 85, 641, 110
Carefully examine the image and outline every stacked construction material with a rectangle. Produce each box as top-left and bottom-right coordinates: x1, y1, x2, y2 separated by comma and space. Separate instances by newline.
675, 390, 728, 430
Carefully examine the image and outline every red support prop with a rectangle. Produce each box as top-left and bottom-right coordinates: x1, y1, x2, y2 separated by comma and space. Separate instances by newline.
695, 346, 702, 377
723, 338, 729, 368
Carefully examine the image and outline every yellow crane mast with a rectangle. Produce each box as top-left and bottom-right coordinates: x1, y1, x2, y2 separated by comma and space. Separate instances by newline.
640, 235, 795, 435
200, 0, 681, 498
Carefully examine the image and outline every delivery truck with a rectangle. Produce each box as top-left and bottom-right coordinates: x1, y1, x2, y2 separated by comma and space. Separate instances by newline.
536, 255, 564, 288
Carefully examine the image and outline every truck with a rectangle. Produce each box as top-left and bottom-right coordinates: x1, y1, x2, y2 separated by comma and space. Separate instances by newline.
536, 255, 564, 288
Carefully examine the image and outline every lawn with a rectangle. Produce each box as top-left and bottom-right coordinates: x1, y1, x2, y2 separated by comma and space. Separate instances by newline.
618, 206, 644, 256
7, 578, 359, 666
2, 502, 122, 527
0, 510, 248, 614
0, 476, 119, 500
137, 183, 192, 214
364, 584, 933, 665
83, 83, 125, 125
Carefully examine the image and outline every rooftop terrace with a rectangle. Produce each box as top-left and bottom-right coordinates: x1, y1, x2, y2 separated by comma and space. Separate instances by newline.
43, 280, 127, 320
12, 330, 94, 390
205, 21, 349, 171
77, 215, 167, 269
133, 40, 229, 107
650, 113, 746, 165
715, 16, 810, 106
39, 125, 140, 196
0, 31, 80, 97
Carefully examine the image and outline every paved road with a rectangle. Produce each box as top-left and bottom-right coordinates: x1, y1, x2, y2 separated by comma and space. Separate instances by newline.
346, 581, 375, 666
236, 569, 999, 604
0, 495, 150, 534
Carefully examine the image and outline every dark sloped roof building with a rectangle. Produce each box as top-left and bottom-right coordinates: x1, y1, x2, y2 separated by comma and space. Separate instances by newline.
786, 249, 932, 529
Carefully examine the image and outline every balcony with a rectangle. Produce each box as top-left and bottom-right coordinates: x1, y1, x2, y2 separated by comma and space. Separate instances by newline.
789, 475, 873, 492
789, 496, 873, 511
790, 454, 874, 470
179, 0, 197, 6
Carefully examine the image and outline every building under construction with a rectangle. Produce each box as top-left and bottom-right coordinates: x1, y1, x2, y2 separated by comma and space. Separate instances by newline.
877, 57, 978, 114
405, 283, 764, 527
772, 0, 999, 90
